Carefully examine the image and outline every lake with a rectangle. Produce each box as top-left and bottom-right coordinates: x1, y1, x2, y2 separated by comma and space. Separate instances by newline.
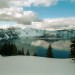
14, 37, 71, 58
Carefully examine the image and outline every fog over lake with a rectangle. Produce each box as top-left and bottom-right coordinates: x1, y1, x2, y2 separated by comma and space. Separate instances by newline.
13, 36, 71, 58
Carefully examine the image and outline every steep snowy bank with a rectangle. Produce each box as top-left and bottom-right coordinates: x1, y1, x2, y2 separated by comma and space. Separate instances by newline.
0, 56, 75, 75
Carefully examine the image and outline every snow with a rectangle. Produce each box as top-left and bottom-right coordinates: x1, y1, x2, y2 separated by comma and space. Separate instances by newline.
0, 56, 75, 75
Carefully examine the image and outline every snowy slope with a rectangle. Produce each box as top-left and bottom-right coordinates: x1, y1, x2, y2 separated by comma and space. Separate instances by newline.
0, 26, 44, 40
0, 25, 75, 41
0, 56, 75, 75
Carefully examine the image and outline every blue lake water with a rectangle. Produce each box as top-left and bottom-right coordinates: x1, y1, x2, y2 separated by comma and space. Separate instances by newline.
37, 47, 70, 58
52, 49, 70, 58
37, 47, 47, 57
8, 37, 71, 58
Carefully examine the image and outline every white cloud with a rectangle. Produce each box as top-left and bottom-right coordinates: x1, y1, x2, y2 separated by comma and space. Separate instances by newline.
0, 7, 40, 25
0, 0, 59, 8
32, 40, 71, 51
52, 40, 71, 51
0, 7, 75, 30
0, 0, 9, 8
10, 0, 58, 7
0, 0, 74, 8
32, 17, 75, 30
32, 40, 49, 49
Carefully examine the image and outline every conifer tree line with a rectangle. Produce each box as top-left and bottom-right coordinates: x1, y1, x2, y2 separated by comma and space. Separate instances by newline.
0, 40, 24, 56
70, 39, 75, 61
0, 40, 38, 56
0, 40, 53, 57
1, 39, 75, 59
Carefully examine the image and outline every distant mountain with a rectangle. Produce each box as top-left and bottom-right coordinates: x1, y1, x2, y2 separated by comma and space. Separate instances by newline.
0, 26, 44, 41
0, 25, 75, 42
0, 25, 75, 53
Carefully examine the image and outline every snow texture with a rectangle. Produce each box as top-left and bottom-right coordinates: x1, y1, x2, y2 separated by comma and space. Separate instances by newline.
0, 56, 75, 75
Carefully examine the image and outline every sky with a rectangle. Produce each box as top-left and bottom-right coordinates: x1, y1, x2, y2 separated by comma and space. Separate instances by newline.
24, 0, 75, 19
0, 0, 75, 30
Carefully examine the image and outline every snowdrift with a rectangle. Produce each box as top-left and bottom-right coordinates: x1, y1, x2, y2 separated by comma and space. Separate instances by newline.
0, 56, 75, 75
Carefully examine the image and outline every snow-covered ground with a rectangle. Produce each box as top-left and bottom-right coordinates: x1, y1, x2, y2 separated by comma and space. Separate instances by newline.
0, 56, 75, 75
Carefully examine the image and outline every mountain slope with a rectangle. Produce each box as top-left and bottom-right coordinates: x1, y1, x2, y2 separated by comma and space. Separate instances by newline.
0, 56, 75, 75
0, 25, 75, 40
0, 27, 44, 40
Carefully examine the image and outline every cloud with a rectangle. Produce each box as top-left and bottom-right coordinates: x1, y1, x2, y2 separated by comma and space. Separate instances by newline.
1, 0, 57, 8
32, 40, 71, 51
32, 17, 75, 30
0, 0, 9, 8
31, 40, 49, 49
52, 40, 71, 51
0, 0, 59, 8
0, 0, 75, 30
0, 0, 74, 8
0, 7, 40, 25
10, 0, 58, 7
0, 7, 75, 30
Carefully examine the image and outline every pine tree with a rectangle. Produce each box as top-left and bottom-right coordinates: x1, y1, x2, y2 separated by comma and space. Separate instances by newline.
17, 49, 25, 55
47, 44, 53, 58
70, 40, 75, 59
11, 43, 17, 55
22, 48, 25, 55
26, 50, 30, 56
0, 41, 10, 56
33, 52, 37, 56
0, 41, 17, 56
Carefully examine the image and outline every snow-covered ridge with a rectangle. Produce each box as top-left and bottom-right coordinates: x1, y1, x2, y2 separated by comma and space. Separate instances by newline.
0, 25, 44, 41
0, 56, 75, 75
0, 24, 75, 41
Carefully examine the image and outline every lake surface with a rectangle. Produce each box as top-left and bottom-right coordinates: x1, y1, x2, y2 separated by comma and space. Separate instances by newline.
15, 37, 71, 58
